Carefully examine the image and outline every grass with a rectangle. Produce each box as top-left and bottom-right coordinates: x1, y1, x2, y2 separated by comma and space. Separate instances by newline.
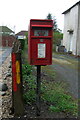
22, 43, 78, 117
41, 65, 78, 116
42, 65, 56, 79
22, 62, 78, 117
41, 80, 78, 116
22, 62, 36, 104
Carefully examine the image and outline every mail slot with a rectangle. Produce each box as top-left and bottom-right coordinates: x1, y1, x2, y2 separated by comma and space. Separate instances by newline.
28, 19, 53, 65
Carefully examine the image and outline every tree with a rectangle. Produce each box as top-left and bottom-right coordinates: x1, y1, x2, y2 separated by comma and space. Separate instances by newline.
54, 32, 63, 45
46, 13, 52, 20
46, 13, 58, 32
53, 16, 58, 32
46, 13, 63, 51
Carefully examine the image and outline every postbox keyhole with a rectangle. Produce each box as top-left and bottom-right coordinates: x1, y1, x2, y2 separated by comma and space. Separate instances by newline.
40, 39, 44, 42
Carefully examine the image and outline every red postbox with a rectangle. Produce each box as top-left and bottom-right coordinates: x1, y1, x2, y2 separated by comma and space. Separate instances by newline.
28, 19, 53, 65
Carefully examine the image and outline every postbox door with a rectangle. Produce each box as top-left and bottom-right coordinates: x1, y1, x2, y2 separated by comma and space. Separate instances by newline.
31, 38, 52, 65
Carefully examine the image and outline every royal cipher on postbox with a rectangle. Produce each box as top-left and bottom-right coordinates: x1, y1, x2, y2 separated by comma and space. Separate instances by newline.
28, 19, 53, 65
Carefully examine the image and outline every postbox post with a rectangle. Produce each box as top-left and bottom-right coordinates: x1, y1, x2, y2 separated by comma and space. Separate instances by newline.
36, 65, 41, 116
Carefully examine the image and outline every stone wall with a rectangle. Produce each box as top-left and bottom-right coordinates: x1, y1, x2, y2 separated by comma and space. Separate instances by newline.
0, 35, 16, 47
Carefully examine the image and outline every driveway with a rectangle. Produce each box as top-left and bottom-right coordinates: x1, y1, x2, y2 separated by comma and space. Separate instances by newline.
51, 53, 80, 98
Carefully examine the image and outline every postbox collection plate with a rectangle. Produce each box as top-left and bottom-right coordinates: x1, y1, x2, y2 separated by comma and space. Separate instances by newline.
38, 43, 46, 58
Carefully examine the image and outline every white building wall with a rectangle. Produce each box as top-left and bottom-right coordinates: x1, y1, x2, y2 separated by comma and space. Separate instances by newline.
63, 12, 70, 52
63, 5, 79, 55
77, 4, 80, 55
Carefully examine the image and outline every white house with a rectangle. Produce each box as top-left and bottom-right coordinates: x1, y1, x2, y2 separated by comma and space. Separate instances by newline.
62, 1, 80, 55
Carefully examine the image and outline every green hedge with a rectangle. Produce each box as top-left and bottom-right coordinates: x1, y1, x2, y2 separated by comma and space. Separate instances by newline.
19, 39, 25, 50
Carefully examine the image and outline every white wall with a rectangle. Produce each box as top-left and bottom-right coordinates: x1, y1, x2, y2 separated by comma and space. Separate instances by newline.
63, 5, 79, 55
77, 4, 80, 55
63, 12, 70, 52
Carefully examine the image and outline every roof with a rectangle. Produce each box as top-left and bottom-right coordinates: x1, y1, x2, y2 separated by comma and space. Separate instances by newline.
62, 1, 80, 14
16, 31, 28, 36
0, 26, 14, 33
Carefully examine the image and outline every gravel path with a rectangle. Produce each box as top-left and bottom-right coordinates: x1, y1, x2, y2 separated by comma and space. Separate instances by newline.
0, 54, 12, 118
0, 47, 14, 119
0, 48, 12, 66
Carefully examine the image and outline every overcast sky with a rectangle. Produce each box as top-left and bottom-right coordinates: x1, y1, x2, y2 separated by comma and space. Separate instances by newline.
0, 0, 79, 33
